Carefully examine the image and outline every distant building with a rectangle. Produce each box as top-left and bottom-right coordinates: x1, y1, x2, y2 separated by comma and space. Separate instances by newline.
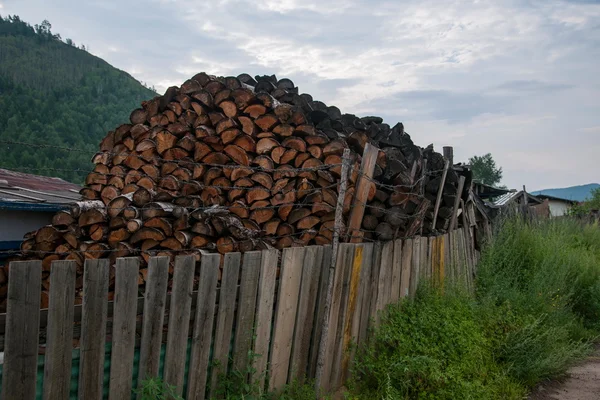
0, 168, 80, 257
533, 194, 577, 217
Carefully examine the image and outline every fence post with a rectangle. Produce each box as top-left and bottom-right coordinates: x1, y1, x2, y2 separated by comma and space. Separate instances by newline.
347, 144, 379, 243
314, 149, 351, 394
432, 159, 450, 231
448, 176, 466, 232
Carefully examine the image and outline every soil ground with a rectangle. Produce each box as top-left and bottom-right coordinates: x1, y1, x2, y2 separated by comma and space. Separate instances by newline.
529, 346, 600, 400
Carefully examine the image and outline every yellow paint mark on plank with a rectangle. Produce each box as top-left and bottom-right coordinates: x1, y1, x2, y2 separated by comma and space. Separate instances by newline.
341, 245, 363, 379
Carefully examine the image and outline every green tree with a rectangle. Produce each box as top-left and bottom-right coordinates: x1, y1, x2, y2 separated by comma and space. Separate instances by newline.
469, 153, 503, 187
569, 188, 600, 216
0, 15, 156, 183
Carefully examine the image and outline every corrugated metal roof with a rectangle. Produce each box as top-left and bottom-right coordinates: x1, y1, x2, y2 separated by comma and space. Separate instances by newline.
493, 191, 521, 206
0, 168, 81, 207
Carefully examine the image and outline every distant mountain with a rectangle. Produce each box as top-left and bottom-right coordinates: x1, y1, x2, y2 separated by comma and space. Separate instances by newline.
532, 183, 600, 202
0, 15, 156, 183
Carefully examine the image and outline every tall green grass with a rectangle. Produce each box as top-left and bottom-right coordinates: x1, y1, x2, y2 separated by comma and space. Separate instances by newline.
350, 219, 600, 399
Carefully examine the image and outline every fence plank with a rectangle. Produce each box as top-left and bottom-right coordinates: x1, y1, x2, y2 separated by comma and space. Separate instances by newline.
108, 257, 140, 399
400, 239, 413, 298
420, 236, 428, 282
2, 260, 41, 400
164, 255, 196, 395
410, 237, 421, 297
375, 240, 394, 324
340, 244, 365, 383
43, 260, 76, 400
447, 231, 455, 284
252, 249, 279, 389
210, 252, 242, 396
357, 243, 374, 347
367, 242, 382, 326
330, 244, 358, 389
459, 229, 468, 288
269, 247, 305, 391
138, 256, 169, 385
308, 245, 332, 379
79, 259, 109, 400
430, 236, 438, 287
390, 239, 402, 302
320, 243, 354, 392
442, 233, 450, 279
187, 253, 220, 400
233, 251, 262, 375
289, 246, 323, 383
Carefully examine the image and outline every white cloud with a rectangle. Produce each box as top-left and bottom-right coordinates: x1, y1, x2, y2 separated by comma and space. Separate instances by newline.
1, 0, 600, 189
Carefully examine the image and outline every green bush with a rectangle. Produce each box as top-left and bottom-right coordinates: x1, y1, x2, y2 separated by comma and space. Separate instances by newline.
351, 218, 600, 399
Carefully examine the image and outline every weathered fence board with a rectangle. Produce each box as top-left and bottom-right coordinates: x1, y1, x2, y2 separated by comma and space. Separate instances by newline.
340, 244, 365, 383
367, 242, 382, 328
109, 257, 140, 399
79, 258, 109, 400
2, 260, 42, 400
330, 244, 357, 388
138, 256, 169, 384
290, 246, 323, 383
252, 249, 279, 389
269, 247, 305, 391
187, 253, 220, 400
232, 251, 261, 376
420, 235, 428, 282
307, 245, 332, 379
357, 243, 374, 347
400, 239, 413, 298
321, 243, 354, 391
164, 255, 196, 396
375, 240, 393, 325
391, 239, 402, 302
410, 237, 421, 297
210, 252, 241, 396
43, 261, 76, 400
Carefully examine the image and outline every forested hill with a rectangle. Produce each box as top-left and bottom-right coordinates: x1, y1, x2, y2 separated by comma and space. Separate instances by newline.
0, 15, 156, 183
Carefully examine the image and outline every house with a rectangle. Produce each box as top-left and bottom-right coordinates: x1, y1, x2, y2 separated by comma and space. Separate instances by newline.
533, 194, 577, 217
488, 188, 545, 219
0, 168, 81, 257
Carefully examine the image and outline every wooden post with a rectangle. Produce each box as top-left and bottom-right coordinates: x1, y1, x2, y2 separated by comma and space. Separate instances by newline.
522, 185, 528, 220
431, 159, 450, 231
419, 158, 428, 236
443, 146, 454, 166
347, 143, 379, 243
314, 149, 351, 393
448, 176, 466, 232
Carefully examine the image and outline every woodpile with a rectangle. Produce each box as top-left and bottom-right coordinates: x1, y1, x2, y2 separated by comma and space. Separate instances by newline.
0, 72, 463, 309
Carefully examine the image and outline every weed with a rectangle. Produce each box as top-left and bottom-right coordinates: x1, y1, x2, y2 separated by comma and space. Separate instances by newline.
350, 218, 600, 399
135, 377, 183, 400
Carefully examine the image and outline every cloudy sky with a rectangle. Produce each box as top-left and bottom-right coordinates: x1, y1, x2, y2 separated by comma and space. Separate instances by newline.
1, 0, 599, 190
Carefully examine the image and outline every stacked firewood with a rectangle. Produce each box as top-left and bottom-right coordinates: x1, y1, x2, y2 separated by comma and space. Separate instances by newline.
0, 72, 462, 309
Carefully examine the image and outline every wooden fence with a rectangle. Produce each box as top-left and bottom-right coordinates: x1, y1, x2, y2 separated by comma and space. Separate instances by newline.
0, 227, 477, 399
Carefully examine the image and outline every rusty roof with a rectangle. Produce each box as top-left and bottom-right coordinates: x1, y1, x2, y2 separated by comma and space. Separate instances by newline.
0, 168, 81, 207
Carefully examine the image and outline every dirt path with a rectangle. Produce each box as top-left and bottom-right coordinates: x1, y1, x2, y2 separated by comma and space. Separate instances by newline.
529, 348, 600, 400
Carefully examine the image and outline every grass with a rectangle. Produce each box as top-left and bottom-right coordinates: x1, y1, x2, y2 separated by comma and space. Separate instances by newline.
349, 218, 600, 399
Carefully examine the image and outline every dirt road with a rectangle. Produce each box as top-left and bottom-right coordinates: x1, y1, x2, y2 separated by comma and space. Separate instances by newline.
529, 348, 600, 400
